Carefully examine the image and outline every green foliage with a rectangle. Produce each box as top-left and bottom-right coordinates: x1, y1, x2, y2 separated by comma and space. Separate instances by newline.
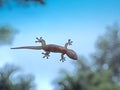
0, 25, 18, 45
92, 24, 120, 80
0, 0, 45, 8
53, 24, 120, 90
0, 64, 36, 90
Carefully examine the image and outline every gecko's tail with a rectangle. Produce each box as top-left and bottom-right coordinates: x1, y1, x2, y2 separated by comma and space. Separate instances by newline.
11, 46, 42, 50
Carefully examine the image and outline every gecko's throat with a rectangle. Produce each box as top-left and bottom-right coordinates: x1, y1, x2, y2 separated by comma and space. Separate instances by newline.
66, 49, 78, 60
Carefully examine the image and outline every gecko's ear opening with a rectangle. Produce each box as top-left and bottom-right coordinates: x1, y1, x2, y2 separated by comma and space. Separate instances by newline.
66, 49, 78, 60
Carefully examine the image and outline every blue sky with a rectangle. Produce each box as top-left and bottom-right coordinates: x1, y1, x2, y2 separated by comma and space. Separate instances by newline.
0, 0, 120, 90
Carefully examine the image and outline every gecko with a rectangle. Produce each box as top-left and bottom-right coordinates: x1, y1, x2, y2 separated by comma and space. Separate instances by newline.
11, 37, 78, 62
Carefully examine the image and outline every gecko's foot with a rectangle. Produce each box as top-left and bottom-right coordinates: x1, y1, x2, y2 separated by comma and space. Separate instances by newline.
68, 39, 73, 45
35, 37, 42, 43
60, 57, 66, 62
42, 52, 50, 59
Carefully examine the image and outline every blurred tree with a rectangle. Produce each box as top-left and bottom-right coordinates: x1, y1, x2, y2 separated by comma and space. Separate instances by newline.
92, 24, 120, 81
53, 24, 120, 90
0, 25, 18, 45
53, 58, 120, 90
0, 64, 36, 90
53, 58, 91, 90
0, 0, 45, 8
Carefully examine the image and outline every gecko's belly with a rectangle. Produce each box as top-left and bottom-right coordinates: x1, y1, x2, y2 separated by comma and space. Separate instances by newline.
44, 44, 67, 53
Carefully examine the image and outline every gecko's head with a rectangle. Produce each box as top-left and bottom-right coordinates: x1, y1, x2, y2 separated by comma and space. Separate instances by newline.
66, 49, 78, 60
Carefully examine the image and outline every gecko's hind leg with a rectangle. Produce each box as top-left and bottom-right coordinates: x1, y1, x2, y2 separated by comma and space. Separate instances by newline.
35, 37, 43, 43
35, 37, 46, 47
42, 51, 50, 59
60, 53, 66, 62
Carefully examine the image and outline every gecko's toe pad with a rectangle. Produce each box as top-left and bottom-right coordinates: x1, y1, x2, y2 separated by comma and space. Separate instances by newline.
60, 57, 66, 62
68, 39, 73, 45
42, 52, 50, 59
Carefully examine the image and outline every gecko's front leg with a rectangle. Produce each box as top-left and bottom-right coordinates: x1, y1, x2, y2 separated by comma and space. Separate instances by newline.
59, 39, 73, 62
65, 39, 73, 48
60, 53, 66, 62
42, 51, 50, 59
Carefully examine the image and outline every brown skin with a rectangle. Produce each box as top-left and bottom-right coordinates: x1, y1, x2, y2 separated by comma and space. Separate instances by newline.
11, 37, 78, 62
